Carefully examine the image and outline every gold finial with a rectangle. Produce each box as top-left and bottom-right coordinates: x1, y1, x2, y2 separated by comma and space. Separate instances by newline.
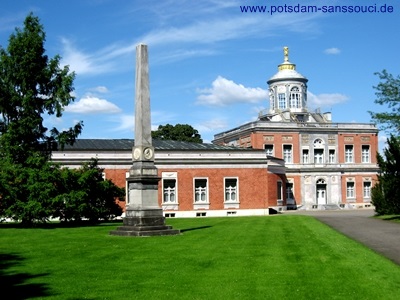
283, 46, 289, 62
278, 46, 296, 71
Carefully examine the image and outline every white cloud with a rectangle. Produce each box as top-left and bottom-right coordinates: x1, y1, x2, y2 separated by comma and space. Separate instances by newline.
324, 47, 341, 55
89, 86, 109, 93
197, 76, 268, 106
110, 110, 176, 133
66, 96, 122, 114
307, 91, 348, 109
110, 114, 135, 132
60, 38, 114, 75
195, 118, 229, 133
104, 5, 321, 63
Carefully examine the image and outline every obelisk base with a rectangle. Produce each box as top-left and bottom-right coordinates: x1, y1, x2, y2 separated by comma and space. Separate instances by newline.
110, 207, 180, 237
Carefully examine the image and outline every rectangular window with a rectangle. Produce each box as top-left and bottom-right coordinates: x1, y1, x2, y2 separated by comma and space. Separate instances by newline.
277, 181, 283, 200
362, 145, 370, 163
264, 145, 274, 156
363, 182, 371, 198
264, 144, 274, 156
163, 179, 176, 203
329, 149, 335, 163
194, 179, 208, 202
225, 178, 238, 202
278, 93, 286, 109
302, 149, 309, 163
345, 145, 354, 163
346, 182, 355, 198
286, 182, 294, 199
314, 149, 324, 164
283, 145, 292, 163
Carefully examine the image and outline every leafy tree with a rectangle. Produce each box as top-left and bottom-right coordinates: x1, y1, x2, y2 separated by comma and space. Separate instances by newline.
53, 159, 124, 223
152, 124, 203, 143
0, 13, 83, 224
371, 135, 400, 215
0, 158, 61, 224
369, 70, 400, 135
0, 14, 123, 225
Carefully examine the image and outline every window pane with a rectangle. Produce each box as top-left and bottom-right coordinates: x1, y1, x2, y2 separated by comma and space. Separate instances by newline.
195, 179, 207, 202
363, 182, 371, 198
283, 145, 292, 163
346, 182, 355, 198
163, 179, 176, 203
277, 182, 282, 200
345, 145, 353, 163
362, 145, 370, 163
225, 178, 238, 202
278, 93, 286, 109
265, 145, 273, 156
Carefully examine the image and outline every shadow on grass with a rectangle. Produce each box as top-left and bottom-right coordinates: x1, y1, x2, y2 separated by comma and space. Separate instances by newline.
0, 220, 123, 229
382, 215, 400, 221
180, 225, 212, 232
0, 253, 54, 299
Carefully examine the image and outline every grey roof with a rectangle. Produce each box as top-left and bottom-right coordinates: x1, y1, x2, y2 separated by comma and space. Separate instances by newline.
59, 139, 254, 152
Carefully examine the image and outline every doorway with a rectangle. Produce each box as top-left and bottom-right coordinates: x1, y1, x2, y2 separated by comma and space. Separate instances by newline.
316, 179, 327, 205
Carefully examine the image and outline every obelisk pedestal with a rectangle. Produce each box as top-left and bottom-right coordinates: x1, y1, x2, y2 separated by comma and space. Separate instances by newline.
110, 44, 179, 237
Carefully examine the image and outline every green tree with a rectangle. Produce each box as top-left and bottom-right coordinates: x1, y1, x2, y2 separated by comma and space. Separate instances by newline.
369, 70, 400, 135
53, 159, 124, 223
0, 13, 83, 224
371, 135, 400, 215
152, 124, 203, 143
0, 13, 83, 165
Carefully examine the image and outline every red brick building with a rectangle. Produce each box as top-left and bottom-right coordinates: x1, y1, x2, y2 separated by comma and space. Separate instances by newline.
213, 47, 379, 210
52, 139, 286, 217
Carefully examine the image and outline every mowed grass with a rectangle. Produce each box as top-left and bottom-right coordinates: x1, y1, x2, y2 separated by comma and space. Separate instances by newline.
1, 215, 400, 300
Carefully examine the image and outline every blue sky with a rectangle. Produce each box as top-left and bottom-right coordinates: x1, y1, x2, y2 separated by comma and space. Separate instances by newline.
0, 0, 398, 144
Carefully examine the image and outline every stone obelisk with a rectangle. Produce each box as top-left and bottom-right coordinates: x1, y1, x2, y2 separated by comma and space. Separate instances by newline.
110, 44, 179, 237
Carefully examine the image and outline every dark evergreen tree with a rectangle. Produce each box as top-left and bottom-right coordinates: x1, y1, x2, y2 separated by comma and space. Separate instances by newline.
371, 135, 400, 215
0, 14, 123, 225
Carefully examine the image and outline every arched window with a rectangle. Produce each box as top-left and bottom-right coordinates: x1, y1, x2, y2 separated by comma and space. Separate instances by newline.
290, 86, 301, 108
269, 89, 275, 110
314, 139, 324, 164
278, 93, 286, 109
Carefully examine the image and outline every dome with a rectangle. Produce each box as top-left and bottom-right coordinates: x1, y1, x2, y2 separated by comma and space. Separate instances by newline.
267, 47, 308, 84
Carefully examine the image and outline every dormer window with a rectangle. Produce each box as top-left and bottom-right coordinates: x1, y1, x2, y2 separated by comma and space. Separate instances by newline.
290, 87, 301, 108
278, 93, 286, 109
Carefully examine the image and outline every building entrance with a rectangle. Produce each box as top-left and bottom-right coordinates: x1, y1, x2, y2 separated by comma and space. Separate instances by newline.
316, 179, 327, 205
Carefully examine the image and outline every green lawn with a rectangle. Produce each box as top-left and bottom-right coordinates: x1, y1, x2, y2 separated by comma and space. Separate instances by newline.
1, 215, 400, 300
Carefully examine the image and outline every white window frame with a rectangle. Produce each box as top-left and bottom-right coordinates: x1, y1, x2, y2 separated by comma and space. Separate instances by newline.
363, 181, 371, 198
346, 182, 355, 199
314, 149, 324, 164
329, 149, 335, 163
277, 181, 283, 201
290, 87, 301, 108
302, 148, 309, 164
362, 145, 370, 163
345, 145, 354, 163
163, 179, 177, 203
224, 177, 239, 203
278, 93, 286, 109
286, 182, 294, 200
194, 178, 209, 203
162, 172, 179, 210
264, 144, 274, 156
283, 144, 292, 163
